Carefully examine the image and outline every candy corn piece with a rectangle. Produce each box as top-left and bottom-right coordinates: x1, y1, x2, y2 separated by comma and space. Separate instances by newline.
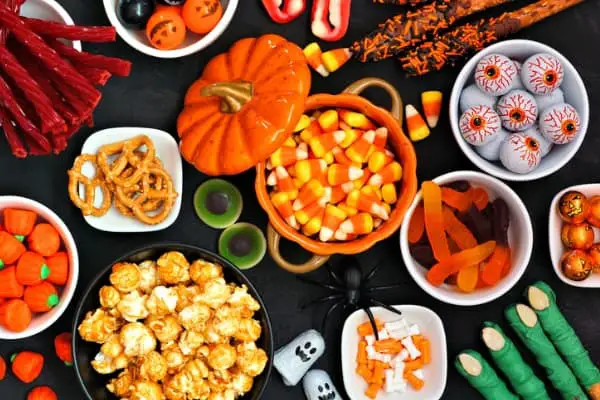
270, 142, 308, 167
368, 149, 394, 173
323, 152, 334, 165
317, 186, 332, 206
382, 183, 397, 204
354, 170, 372, 190
373, 127, 388, 148
334, 230, 357, 241
331, 186, 346, 204
303, 208, 325, 236
332, 146, 353, 165
317, 110, 339, 132
328, 164, 364, 186
360, 185, 382, 201
309, 130, 346, 157
346, 130, 375, 164
294, 114, 311, 132
406, 104, 430, 142
320, 205, 348, 242
283, 137, 297, 147
303, 43, 329, 77
340, 213, 374, 235
295, 159, 328, 183
266, 171, 277, 186
368, 161, 402, 186
347, 189, 389, 220
322, 48, 352, 73
300, 119, 323, 142
293, 179, 325, 211
266, 160, 273, 170
338, 202, 358, 217
339, 110, 376, 131
274, 166, 298, 199
421, 91, 443, 128
373, 218, 383, 228
272, 192, 299, 229
295, 202, 324, 225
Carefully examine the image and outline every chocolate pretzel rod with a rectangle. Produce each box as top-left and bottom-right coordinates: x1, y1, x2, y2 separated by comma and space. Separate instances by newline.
372, 0, 431, 5
399, 0, 585, 76
352, 0, 512, 62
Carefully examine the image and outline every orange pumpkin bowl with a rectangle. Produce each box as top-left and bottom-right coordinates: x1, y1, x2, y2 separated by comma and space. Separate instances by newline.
255, 78, 418, 267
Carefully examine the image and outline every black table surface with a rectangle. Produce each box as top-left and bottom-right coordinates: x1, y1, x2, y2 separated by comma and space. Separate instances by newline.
2, 0, 600, 399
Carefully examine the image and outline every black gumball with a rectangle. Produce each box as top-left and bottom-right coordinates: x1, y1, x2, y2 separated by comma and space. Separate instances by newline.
117, 0, 155, 29
157, 0, 186, 5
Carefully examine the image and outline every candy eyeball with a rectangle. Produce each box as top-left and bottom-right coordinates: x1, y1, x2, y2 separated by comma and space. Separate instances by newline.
500, 133, 542, 174
496, 90, 538, 131
475, 128, 510, 161
511, 60, 525, 89
459, 84, 496, 113
459, 105, 501, 146
535, 88, 564, 113
522, 53, 564, 96
474, 54, 518, 96
539, 103, 581, 144
521, 125, 552, 157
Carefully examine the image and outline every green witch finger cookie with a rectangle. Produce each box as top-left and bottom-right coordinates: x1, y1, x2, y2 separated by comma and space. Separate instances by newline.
455, 349, 518, 400
528, 282, 600, 400
482, 321, 550, 400
505, 304, 587, 400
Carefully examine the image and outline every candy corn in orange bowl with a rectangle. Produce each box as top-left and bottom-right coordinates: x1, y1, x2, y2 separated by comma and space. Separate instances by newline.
256, 78, 418, 273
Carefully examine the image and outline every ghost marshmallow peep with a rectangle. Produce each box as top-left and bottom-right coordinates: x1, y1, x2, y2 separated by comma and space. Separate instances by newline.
273, 329, 326, 386
303, 369, 341, 400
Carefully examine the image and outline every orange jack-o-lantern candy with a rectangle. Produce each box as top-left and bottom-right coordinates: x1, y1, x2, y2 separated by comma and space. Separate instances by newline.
146, 8, 186, 50
560, 249, 592, 281
557, 191, 590, 224
586, 195, 600, 228
182, 0, 223, 35
561, 223, 594, 250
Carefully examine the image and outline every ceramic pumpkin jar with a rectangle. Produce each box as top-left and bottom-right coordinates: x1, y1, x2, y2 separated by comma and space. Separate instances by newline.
177, 34, 311, 175
255, 78, 418, 273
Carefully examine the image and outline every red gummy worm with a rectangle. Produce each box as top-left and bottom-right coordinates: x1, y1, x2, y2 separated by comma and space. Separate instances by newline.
48, 39, 132, 77
22, 17, 116, 42
0, 3, 100, 105
0, 46, 65, 134
77, 66, 112, 86
0, 106, 27, 158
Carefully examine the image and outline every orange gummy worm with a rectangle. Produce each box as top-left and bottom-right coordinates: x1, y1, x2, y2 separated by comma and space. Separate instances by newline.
422, 182, 450, 261
481, 246, 510, 286
469, 187, 489, 211
457, 264, 479, 293
408, 205, 425, 244
427, 240, 496, 286
441, 187, 472, 212
442, 206, 477, 250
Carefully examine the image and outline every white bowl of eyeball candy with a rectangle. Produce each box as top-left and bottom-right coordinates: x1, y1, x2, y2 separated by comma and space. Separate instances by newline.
449, 39, 589, 181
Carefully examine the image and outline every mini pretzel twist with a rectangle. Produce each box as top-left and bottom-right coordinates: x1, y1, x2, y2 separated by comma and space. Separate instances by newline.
67, 154, 112, 217
97, 135, 156, 187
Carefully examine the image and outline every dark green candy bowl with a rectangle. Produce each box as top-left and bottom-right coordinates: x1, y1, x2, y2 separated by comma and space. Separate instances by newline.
72, 243, 273, 400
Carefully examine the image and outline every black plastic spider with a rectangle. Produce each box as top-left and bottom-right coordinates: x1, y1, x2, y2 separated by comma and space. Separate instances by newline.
297, 256, 403, 340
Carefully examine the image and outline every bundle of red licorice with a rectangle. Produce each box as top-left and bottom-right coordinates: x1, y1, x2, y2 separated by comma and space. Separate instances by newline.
0, 0, 131, 158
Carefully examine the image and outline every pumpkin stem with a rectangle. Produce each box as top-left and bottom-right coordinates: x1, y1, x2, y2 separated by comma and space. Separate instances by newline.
201, 81, 253, 113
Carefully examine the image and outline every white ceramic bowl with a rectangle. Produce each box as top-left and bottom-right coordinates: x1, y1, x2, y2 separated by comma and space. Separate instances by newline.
20, 0, 81, 51
78, 127, 183, 232
0, 196, 79, 339
400, 171, 533, 306
103, 0, 239, 59
449, 39, 589, 181
549, 184, 600, 288
341, 305, 447, 400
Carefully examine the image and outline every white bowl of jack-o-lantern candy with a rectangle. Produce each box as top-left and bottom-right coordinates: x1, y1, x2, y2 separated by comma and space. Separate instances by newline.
449, 39, 589, 182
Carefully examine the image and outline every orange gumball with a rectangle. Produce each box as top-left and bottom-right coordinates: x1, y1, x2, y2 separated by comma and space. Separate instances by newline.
561, 249, 592, 281
182, 0, 223, 34
586, 195, 600, 228
587, 243, 600, 272
146, 8, 186, 50
558, 191, 590, 224
561, 223, 594, 250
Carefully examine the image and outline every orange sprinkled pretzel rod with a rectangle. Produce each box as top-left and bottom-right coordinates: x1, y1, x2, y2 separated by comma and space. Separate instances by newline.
398, 0, 585, 76
352, 0, 512, 62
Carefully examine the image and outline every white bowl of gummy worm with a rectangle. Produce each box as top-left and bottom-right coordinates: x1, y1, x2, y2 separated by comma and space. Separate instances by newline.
400, 171, 533, 306
449, 39, 589, 181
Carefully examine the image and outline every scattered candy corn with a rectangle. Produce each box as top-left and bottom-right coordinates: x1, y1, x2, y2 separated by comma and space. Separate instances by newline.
406, 104, 431, 142
421, 91, 443, 128
266, 108, 404, 242
303, 42, 329, 77
322, 48, 352, 73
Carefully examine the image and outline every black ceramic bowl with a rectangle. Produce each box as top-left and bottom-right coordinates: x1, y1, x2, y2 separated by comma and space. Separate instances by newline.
72, 243, 273, 400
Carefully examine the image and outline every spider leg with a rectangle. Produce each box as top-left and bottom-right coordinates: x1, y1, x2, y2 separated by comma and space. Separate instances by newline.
369, 299, 403, 317
321, 301, 344, 335
367, 284, 405, 292
325, 263, 344, 286
363, 263, 382, 284
362, 306, 379, 341
301, 293, 344, 310
296, 275, 343, 292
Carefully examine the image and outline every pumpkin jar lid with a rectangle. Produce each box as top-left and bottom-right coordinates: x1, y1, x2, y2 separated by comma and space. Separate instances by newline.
177, 34, 312, 176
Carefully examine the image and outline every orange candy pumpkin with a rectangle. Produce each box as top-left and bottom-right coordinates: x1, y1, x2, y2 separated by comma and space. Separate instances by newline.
11, 351, 44, 384
182, 0, 223, 34
54, 332, 73, 366
177, 34, 311, 175
28, 386, 57, 400
145, 8, 186, 50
